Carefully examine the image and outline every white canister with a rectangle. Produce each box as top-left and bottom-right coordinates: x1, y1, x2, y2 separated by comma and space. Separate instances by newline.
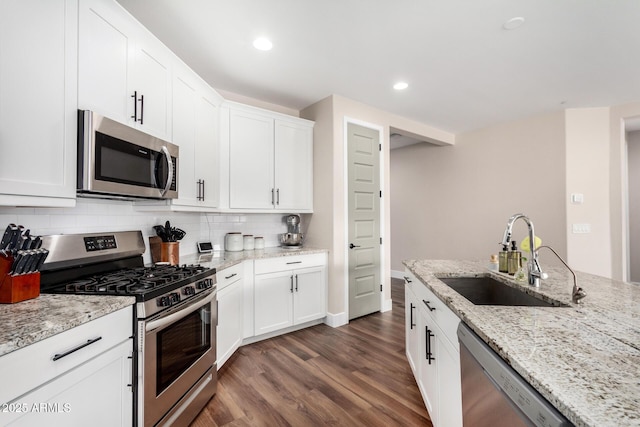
225, 232, 243, 252
243, 234, 254, 250
254, 236, 265, 249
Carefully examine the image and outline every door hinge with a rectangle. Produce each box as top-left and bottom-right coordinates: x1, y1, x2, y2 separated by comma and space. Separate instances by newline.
379, 143, 381, 151
380, 237, 382, 244
379, 190, 382, 198
380, 284, 383, 292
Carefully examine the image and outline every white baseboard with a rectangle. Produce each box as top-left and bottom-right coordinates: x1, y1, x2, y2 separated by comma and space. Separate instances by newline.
381, 298, 393, 312
324, 311, 348, 328
391, 269, 404, 279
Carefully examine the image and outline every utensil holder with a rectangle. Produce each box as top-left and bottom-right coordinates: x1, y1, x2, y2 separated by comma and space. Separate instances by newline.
0, 254, 40, 304
160, 242, 180, 265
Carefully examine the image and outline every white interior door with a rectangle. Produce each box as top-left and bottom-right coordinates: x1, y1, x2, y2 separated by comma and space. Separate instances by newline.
347, 123, 381, 319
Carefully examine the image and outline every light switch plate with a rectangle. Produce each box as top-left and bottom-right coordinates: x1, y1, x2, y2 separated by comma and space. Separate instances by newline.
572, 223, 591, 233
571, 193, 584, 204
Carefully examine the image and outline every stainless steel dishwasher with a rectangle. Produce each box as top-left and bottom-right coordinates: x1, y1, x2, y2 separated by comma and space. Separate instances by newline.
457, 323, 572, 427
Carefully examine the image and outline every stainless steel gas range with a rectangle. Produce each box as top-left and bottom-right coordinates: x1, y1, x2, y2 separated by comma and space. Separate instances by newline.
39, 231, 217, 427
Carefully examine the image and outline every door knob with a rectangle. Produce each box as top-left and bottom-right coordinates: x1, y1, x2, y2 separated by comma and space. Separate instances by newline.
349, 243, 360, 249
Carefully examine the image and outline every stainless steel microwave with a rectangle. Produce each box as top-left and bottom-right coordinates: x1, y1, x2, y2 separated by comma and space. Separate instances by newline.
77, 110, 178, 200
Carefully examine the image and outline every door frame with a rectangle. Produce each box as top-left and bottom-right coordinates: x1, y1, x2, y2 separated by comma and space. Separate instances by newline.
343, 117, 388, 320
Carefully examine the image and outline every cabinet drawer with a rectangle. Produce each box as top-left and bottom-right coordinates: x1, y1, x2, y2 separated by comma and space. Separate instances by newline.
0, 305, 133, 404
254, 253, 326, 275
414, 283, 460, 351
217, 262, 243, 291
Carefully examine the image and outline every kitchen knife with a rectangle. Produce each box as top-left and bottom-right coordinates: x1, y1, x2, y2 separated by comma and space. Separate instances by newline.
9, 251, 24, 275
6, 226, 22, 255
29, 236, 41, 250
33, 249, 49, 273
19, 230, 32, 250
0, 224, 16, 249
22, 250, 40, 274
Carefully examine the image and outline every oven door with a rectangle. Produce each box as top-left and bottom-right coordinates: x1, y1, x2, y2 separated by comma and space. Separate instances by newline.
141, 288, 217, 427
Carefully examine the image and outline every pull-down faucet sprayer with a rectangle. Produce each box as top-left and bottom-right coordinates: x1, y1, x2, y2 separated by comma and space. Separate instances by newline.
500, 214, 545, 287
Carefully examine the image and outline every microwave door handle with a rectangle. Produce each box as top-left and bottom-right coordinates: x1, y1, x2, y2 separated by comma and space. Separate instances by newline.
160, 145, 173, 196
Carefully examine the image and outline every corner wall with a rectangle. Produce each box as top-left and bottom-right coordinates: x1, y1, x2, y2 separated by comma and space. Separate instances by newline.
390, 111, 567, 271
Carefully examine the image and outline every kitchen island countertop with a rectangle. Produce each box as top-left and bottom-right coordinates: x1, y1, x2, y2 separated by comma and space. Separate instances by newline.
404, 259, 640, 427
0, 294, 135, 358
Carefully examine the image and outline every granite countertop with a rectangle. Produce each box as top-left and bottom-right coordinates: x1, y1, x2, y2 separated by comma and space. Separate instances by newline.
180, 246, 329, 271
403, 259, 640, 427
0, 294, 135, 358
0, 246, 327, 360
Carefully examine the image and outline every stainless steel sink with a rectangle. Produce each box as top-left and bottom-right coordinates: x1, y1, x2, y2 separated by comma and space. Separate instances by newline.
438, 276, 567, 307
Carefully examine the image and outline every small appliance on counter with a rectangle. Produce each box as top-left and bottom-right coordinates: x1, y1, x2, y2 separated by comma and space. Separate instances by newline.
225, 232, 243, 252
280, 214, 304, 248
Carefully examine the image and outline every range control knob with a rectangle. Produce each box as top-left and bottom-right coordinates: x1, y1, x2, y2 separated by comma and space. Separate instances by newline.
183, 286, 195, 296
169, 292, 180, 304
157, 296, 170, 307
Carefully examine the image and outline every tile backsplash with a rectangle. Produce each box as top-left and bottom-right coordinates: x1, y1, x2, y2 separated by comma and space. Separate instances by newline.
0, 199, 292, 264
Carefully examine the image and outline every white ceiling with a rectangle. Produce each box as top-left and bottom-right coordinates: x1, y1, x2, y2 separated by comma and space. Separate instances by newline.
116, 0, 640, 134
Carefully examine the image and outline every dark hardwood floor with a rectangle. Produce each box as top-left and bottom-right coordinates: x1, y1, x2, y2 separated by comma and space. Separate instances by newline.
191, 277, 431, 427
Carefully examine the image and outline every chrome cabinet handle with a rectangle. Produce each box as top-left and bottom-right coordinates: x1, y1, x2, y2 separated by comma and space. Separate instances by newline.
404, 276, 412, 283
271, 188, 275, 205
290, 275, 294, 293
53, 337, 102, 361
224, 273, 237, 280
276, 188, 280, 205
423, 299, 436, 312
295, 274, 298, 292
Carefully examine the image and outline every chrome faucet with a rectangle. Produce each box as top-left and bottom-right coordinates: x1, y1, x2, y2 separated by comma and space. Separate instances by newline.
535, 245, 587, 304
500, 213, 544, 287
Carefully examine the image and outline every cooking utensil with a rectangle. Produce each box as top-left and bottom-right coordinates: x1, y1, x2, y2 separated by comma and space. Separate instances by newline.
165, 221, 172, 240
171, 228, 186, 241
33, 249, 49, 272
154, 225, 168, 242
0, 224, 16, 249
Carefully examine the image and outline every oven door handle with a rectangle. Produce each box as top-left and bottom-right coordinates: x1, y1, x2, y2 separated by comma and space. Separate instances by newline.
145, 289, 216, 333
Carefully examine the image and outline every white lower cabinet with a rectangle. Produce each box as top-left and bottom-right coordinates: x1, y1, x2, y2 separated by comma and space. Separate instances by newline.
253, 254, 327, 337
217, 263, 244, 369
404, 270, 462, 427
0, 306, 133, 427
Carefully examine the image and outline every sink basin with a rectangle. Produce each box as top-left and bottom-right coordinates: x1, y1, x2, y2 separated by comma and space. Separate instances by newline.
438, 276, 566, 307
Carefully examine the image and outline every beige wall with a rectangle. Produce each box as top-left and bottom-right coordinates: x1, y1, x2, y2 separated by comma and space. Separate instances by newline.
609, 102, 640, 281
565, 108, 612, 277
301, 95, 453, 323
627, 130, 640, 282
390, 111, 567, 271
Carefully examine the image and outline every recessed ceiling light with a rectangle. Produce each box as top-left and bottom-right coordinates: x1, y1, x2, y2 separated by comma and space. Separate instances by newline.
253, 37, 273, 51
503, 17, 525, 30
393, 81, 409, 90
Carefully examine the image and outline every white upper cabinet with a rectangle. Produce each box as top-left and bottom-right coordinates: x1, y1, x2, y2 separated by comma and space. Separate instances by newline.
170, 63, 222, 210
224, 102, 314, 212
0, 0, 77, 207
78, 0, 172, 141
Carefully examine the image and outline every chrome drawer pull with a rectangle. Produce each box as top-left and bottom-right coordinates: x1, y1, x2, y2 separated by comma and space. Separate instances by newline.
224, 273, 237, 280
423, 299, 436, 312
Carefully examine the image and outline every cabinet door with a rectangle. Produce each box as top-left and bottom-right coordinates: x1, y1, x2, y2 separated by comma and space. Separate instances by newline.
405, 291, 420, 374
293, 266, 326, 324
78, 0, 132, 124
195, 87, 221, 208
229, 109, 274, 209
437, 332, 462, 427
254, 270, 293, 335
0, 0, 77, 205
131, 33, 172, 140
217, 278, 243, 369
274, 120, 313, 211
172, 70, 198, 205
418, 309, 438, 425
3, 340, 132, 427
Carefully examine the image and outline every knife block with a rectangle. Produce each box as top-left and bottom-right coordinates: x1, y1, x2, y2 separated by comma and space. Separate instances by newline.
0, 254, 40, 304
